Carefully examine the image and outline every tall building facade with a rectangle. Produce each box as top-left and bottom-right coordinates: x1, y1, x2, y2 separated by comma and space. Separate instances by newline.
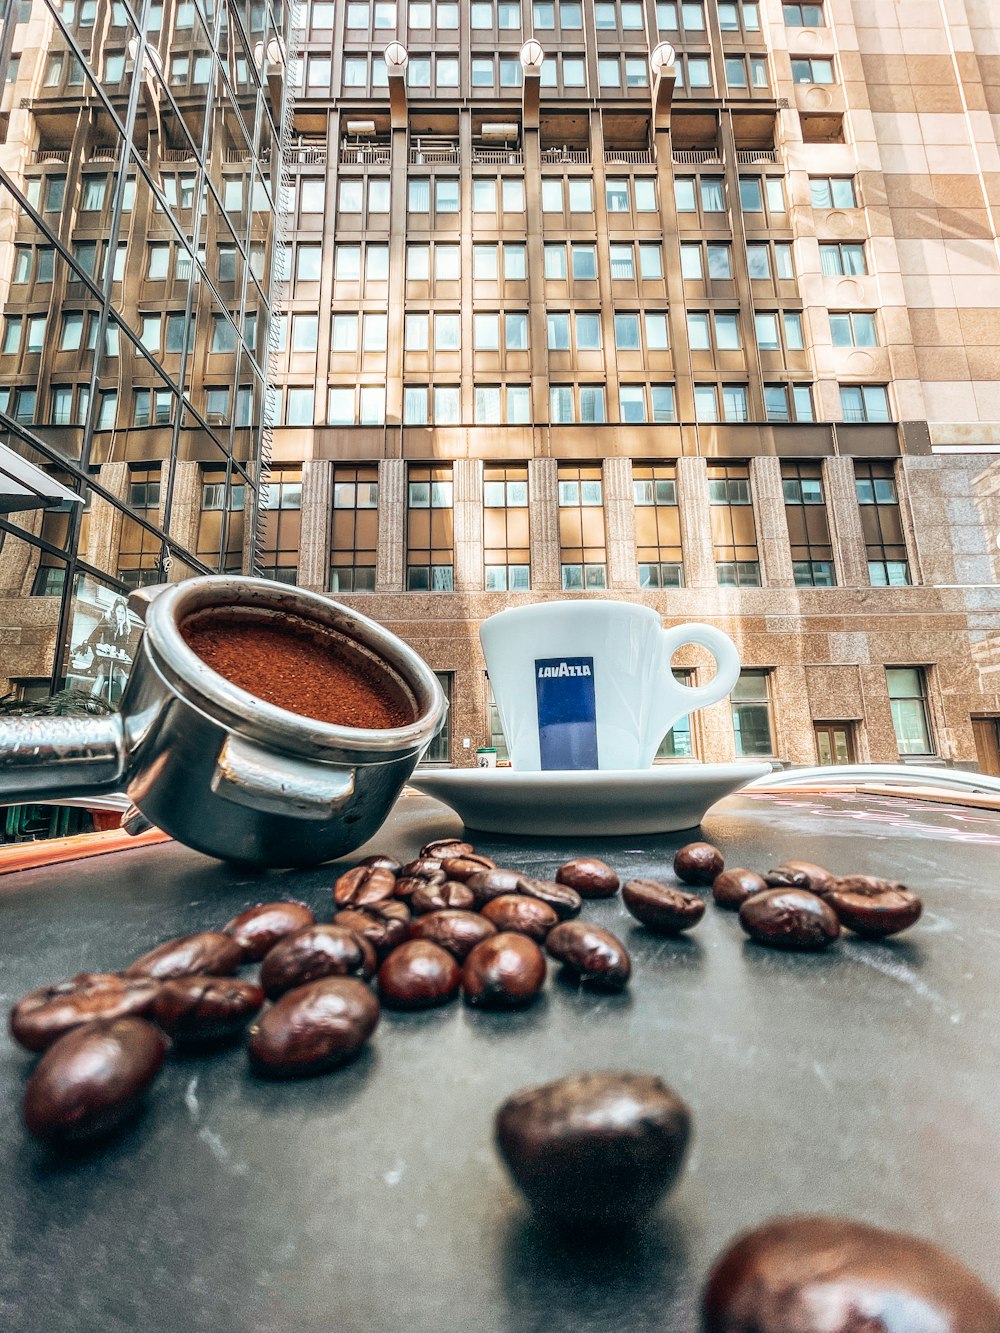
2, 0, 1000, 777
0, 0, 287, 703
270, 0, 1000, 772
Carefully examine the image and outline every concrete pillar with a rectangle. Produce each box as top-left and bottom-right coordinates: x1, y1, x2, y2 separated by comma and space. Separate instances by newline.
166, 462, 201, 580
603, 456, 637, 590
676, 456, 716, 588
83, 462, 128, 579
528, 457, 561, 591
298, 459, 333, 592
453, 458, 484, 592
0, 508, 42, 596
376, 458, 405, 592
751, 456, 795, 588
823, 457, 869, 588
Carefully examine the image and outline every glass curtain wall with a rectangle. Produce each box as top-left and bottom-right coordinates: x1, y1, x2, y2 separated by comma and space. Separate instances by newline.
0, 0, 287, 702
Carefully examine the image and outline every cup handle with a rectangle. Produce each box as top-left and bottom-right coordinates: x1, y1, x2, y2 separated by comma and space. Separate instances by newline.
658, 623, 742, 710
211, 735, 356, 820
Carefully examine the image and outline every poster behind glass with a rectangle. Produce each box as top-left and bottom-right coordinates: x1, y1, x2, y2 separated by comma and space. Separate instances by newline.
64, 572, 143, 708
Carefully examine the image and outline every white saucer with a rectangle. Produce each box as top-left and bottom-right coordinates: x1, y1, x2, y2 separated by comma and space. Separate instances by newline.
407, 762, 771, 837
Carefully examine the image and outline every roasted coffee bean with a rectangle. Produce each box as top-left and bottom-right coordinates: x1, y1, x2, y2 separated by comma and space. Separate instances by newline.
402, 858, 445, 880
763, 867, 811, 889
151, 976, 264, 1044
223, 901, 315, 961
10, 973, 161, 1054
124, 932, 242, 981
702, 1215, 1000, 1333
442, 854, 497, 882
516, 877, 583, 920
333, 903, 411, 959
377, 940, 461, 1010
495, 1072, 691, 1229
739, 889, 840, 951
408, 910, 498, 961
357, 853, 403, 875
770, 860, 836, 895
481, 894, 559, 942
411, 879, 476, 914
23, 1017, 168, 1144
555, 857, 620, 899
832, 873, 908, 897
712, 869, 768, 912
673, 841, 724, 886
466, 868, 524, 907
248, 977, 379, 1078
260, 924, 377, 998
333, 864, 397, 908
462, 933, 546, 1008
622, 879, 705, 935
394, 873, 445, 901
545, 922, 631, 991
825, 887, 923, 939
420, 837, 474, 859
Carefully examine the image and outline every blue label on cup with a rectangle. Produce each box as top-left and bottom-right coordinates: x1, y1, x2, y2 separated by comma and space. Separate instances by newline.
535, 657, 598, 771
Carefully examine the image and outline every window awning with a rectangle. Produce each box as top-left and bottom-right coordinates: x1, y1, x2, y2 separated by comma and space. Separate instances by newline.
0, 443, 83, 514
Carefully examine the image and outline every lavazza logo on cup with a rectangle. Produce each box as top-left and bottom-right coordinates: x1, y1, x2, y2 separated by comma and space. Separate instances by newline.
480, 601, 742, 772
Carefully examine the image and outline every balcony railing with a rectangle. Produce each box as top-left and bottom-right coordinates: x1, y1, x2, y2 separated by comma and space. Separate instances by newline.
671, 149, 722, 165
340, 145, 390, 165
31, 148, 71, 162
472, 148, 524, 165
408, 145, 460, 164
540, 147, 591, 165
289, 141, 327, 165
736, 148, 781, 165
604, 148, 654, 165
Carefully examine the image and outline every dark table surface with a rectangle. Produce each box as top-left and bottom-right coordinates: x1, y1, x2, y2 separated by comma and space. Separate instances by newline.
2, 787, 999, 1333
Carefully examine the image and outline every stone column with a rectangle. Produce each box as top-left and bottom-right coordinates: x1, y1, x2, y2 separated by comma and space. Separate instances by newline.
676, 456, 716, 588
298, 459, 333, 592
83, 462, 128, 579
823, 457, 868, 587
453, 458, 484, 592
603, 456, 636, 590
528, 457, 561, 591
166, 462, 201, 581
376, 458, 405, 592
750, 456, 794, 588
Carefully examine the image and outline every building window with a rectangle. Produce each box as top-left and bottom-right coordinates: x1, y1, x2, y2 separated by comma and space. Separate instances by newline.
764, 383, 814, 423
407, 465, 454, 590
259, 468, 302, 584
655, 669, 695, 758
731, 670, 774, 756
820, 242, 867, 276
709, 464, 760, 586
117, 468, 162, 589
331, 466, 378, 592
784, 2, 823, 23
782, 462, 835, 586
422, 672, 452, 762
810, 176, 856, 208
197, 469, 246, 574
694, 384, 749, 424
856, 461, 910, 586
840, 385, 891, 423
484, 465, 530, 590
886, 668, 934, 756
634, 464, 683, 588
791, 57, 834, 83
558, 465, 606, 590
830, 311, 878, 348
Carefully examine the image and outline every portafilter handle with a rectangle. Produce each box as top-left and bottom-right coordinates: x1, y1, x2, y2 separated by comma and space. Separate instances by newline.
0, 714, 127, 802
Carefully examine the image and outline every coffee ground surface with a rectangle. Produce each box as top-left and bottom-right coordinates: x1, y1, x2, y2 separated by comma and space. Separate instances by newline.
180, 614, 415, 729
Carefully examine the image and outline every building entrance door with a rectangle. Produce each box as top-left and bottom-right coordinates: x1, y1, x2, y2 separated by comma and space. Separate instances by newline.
814, 722, 856, 766
972, 716, 1000, 776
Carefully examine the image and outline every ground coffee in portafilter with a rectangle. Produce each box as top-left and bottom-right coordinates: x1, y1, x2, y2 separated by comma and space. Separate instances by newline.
180, 609, 416, 729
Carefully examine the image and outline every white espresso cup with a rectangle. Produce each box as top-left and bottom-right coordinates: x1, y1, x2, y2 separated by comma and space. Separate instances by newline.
480, 601, 741, 771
